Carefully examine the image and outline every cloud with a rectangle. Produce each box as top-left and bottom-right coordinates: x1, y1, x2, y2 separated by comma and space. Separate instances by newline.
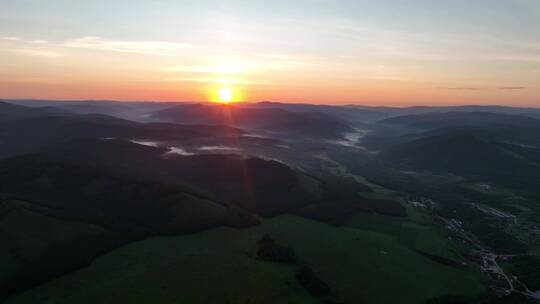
30, 40, 48, 44
445, 86, 526, 91
256, 53, 323, 67
2, 35, 197, 56
163, 64, 249, 74
164, 77, 268, 86
1, 36, 21, 41
17, 49, 64, 57
328, 22, 540, 64
1, 36, 47, 44
1, 36, 63, 58
62, 36, 194, 55
498, 86, 526, 90
446, 87, 485, 91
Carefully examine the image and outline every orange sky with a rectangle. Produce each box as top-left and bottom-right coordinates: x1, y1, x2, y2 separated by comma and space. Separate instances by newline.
1, 1, 539, 106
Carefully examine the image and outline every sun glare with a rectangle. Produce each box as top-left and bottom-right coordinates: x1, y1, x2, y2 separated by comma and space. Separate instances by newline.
217, 87, 233, 104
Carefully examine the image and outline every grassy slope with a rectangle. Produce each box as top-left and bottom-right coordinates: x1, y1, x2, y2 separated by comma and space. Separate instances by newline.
0, 200, 107, 282
348, 212, 462, 262
8, 214, 485, 304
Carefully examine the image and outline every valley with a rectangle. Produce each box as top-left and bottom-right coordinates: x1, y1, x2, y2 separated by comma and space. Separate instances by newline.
1, 100, 540, 303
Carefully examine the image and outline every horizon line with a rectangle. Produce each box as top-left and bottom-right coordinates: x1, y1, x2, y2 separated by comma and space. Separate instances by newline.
2, 97, 540, 109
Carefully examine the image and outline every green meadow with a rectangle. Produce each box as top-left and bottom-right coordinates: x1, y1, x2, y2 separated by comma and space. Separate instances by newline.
7, 211, 486, 304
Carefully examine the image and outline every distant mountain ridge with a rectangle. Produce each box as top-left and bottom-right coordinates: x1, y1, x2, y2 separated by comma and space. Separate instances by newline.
350, 104, 540, 119
382, 129, 540, 190
0, 101, 71, 122
0, 110, 244, 159
7, 99, 540, 121
150, 103, 354, 139
379, 111, 540, 129
378, 111, 540, 147
250, 101, 386, 123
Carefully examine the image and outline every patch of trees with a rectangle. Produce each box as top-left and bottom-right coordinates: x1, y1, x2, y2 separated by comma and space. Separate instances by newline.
415, 250, 467, 269
295, 266, 331, 297
293, 173, 405, 226
295, 196, 406, 227
0, 156, 259, 233
467, 221, 528, 254
426, 295, 478, 304
0, 232, 132, 301
509, 255, 540, 291
363, 198, 406, 217
256, 234, 298, 264
254, 235, 336, 301
294, 203, 355, 226
483, 293, 538, 304
20, 139, 318, 217
0, 156, 263, 300
439, 204, 533, 267
427, 292, 538, 304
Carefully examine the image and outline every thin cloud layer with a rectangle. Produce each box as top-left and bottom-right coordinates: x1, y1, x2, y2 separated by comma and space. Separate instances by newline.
446, 87, 526, 91
62, 36, 195, 55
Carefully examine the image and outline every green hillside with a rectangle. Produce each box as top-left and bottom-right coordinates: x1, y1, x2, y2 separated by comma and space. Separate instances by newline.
7, 215, 486, 304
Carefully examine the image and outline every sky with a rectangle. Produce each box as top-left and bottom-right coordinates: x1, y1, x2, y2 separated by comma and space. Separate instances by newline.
1, 0, 539, 106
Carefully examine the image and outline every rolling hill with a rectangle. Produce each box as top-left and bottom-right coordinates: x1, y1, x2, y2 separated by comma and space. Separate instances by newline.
150, 104, 353, 139
0, 139, 313, 299
0, 111, 245, 159
0, 101, 71, 122
379, 111, 540, 130
382, 130, 540, 189
373, 111, 540, 149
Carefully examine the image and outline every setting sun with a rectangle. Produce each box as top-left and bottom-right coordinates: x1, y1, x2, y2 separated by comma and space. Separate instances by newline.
217, 87, 233, 104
